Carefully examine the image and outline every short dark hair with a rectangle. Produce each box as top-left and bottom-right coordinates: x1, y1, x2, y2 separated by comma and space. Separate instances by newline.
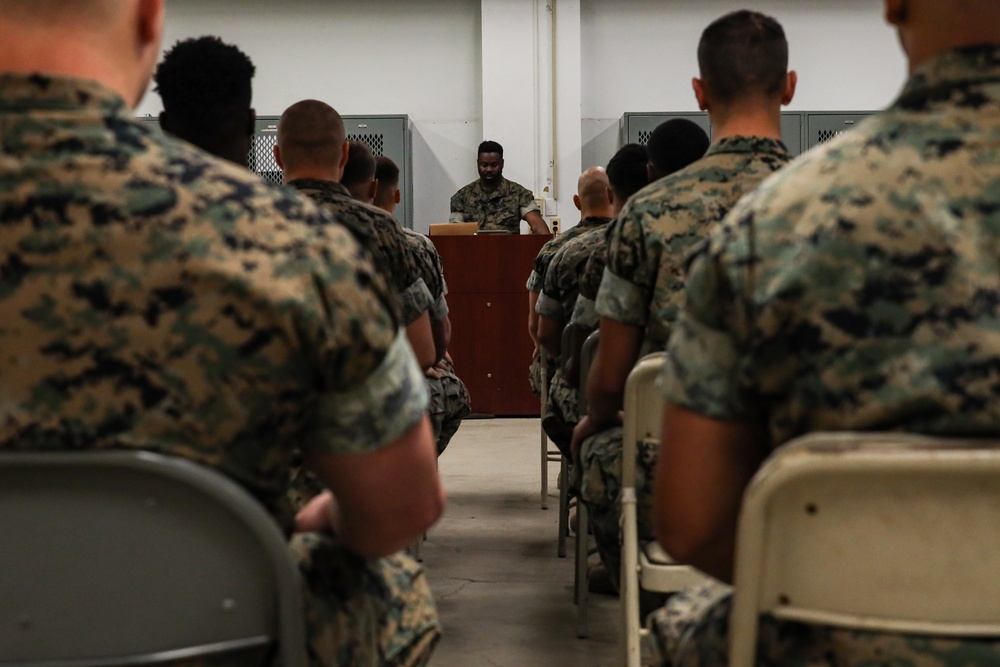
375, 156, 400, 189
374, 156, 401, 208
478, 140, 504, 158
341, 141, 377, 188
698, 10, 788, 105
155, 36, 255, 134
647, 119, 710, 177
606, 144, 650, 202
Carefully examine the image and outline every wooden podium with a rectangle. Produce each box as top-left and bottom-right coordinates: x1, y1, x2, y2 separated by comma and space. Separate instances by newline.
431, 234, 551, 416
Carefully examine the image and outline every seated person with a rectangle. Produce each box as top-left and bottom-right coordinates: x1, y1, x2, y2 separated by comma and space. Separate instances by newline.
572, 8, 796, 591
650, 2, 1000, 664
450, 140, 549, 234
375, 155, 471, 455
527, 167, 612, 398
0, 3, 443, 665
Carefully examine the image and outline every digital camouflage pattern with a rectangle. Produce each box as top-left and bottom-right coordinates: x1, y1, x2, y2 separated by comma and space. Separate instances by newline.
537, 219, 613, 325
575, 426, 658, 587
542, 367, 578, 455
596, 136, 791, 358
655, 45, 1000, 666
526, 215, 610, 293
426, 357, 471, 455
647, 579, 1000, 667
578, 137, 790, 585
402, 228, 449, 322
0, 74, 436, 667
289, 178, 433, 325
449, 177, 539, 233
528, 348, 558, 397
570, 225, 613, 330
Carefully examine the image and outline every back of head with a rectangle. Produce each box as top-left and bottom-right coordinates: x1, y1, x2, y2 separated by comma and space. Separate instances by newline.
478, 140, 504, 158
607, 144, 650, 203
647, 119, 710, 180
342, 141, 377, 202
0, 0, 164, 108
155, 36, 256, 164
577, 167, 611, 211
374, 156, 401, 211
277, 99, 346, 176
698, 10, 788, 105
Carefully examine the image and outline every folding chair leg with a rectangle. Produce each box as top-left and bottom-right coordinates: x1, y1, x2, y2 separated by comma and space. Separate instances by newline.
575, 502, 590, 638
557, 456, 570, 558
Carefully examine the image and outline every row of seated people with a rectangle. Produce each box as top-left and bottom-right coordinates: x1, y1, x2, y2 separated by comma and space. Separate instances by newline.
0, 7, 468, 667
527, 4, 1000, 666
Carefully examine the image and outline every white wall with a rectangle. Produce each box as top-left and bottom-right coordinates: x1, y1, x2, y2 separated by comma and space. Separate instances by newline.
136, 0, 482, 234
136, 1, 909, 233
580, 0, 907, 173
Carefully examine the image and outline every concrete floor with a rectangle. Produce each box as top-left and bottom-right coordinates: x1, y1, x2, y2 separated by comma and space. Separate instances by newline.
421, 418, 622, 667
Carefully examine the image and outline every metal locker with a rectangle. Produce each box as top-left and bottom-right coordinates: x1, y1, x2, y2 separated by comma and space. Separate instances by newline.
805, 112, 873, 151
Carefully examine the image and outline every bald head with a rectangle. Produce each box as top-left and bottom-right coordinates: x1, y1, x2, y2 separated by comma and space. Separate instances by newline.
886, 0, 1000, 71
275, 100, 347, 181
574, 167, 614, 220
0, 0, 165, 108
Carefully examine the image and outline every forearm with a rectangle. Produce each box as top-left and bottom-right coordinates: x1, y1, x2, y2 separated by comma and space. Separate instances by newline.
528, 292, 540, 346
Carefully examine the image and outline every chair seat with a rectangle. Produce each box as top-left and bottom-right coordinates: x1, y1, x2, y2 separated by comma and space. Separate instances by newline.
639, 541, 707, 593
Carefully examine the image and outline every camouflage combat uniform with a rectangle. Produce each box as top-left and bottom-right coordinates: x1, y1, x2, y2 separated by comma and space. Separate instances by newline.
449, 176, 539, 233
650, 45, 1000, 666
569, 224, 613, 332
527, 216, 610, 397
401, 228, 471, 454
582, 136, 791, 582
289, 178, 432, 326
0, 74, 438, 667
536, 219, 614, 450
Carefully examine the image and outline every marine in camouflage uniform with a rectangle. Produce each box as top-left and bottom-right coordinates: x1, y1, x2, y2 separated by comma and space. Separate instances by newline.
527, 216, 608, 397
580, 136, 791, 582
536, 218, 613, 451
289, 178, 433, 326
401, 227, 471, 454
650, 44, 1000, 667
449, 176, 540, 233
0, 74, 439, 667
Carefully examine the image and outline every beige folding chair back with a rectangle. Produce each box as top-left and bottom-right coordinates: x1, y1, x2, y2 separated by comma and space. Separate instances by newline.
0, 450, 308, 667
622, 353, 707, 667
729, 432, 1000, 667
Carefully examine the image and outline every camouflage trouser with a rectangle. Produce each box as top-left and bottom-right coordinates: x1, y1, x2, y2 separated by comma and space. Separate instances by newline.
647, 580, 1000, 667
542, 368, 579, 456
528, 349, 558, 397
576, 426, 658, 586
427, 359, 471, 456
157, 534, 439, 667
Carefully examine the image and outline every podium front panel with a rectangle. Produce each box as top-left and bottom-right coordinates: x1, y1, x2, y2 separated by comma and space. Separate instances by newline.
432, 235, 551, 416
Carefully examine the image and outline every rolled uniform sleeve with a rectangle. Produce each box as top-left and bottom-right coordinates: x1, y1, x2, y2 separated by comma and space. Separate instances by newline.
519, 186, 541, 219
535, 290, 562, 320
571, 295, 599, 329
399, 277, 434, 325
304, 331, 429, 455
595, 211, 653, 327
525, 270, 543, 293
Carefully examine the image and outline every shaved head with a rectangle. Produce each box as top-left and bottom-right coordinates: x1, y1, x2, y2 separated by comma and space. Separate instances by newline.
277, 99, 346, 173
0, 0, 119, 26
577, 167, 610, 209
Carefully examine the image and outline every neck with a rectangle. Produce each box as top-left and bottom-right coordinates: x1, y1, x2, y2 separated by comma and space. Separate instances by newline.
580, 206, 614, 221
480, 177, 501, 192
905, 31, 1000, 74
709, 100, 783, 143
0, 23, 140, 107
283, 167, 342, 184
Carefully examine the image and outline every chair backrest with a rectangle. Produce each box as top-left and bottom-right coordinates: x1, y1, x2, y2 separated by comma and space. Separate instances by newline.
0, 450, 308, 667
622, 353, 665, 489
729, 432, 1000, 667
578, 330, 600, 415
